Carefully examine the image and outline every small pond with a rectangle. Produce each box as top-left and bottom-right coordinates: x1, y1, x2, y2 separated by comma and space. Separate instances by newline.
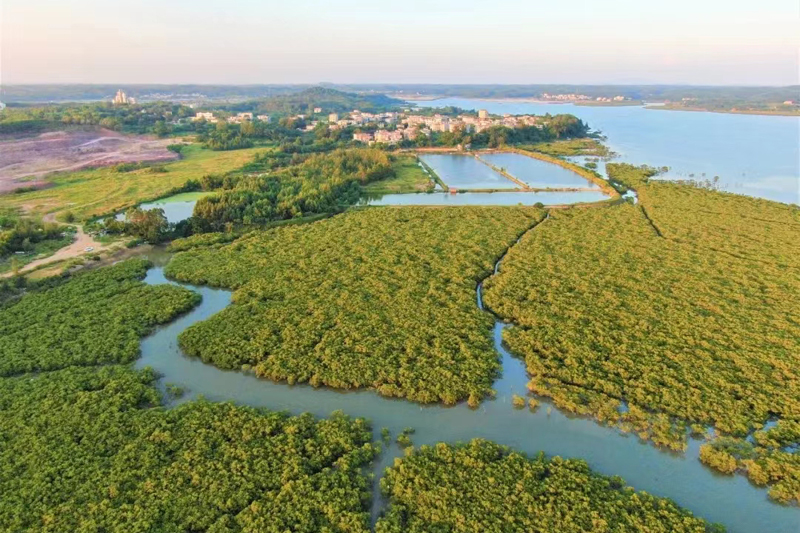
117, 192, 214, 224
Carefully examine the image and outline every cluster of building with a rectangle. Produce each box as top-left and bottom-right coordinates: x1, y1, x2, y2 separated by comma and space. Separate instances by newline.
350, 109, 548, 145
185, 106, 555, 144
326, 110, 401, 130
540, 93, 628, 102
111, 90, 136, 105
594, 96, 628, 103
190, 112, 270, 124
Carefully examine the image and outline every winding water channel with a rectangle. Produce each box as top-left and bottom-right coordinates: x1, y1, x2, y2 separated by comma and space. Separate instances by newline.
135, 245, 797, 533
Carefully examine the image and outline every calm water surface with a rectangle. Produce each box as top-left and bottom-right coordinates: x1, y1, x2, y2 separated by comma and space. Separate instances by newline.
362, 190, 609, 206
420, 153, 519, 189
414, 98, 800, 204
134, 248, 797, 533
480, 152, 600, 189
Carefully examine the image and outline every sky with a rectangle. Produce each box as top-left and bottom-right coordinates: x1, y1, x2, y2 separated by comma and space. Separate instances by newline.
2, 0, 799, 85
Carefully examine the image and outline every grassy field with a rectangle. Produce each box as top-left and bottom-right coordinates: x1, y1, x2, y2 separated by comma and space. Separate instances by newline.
362, 155, 433, 193
0, 145, 264, 221
520, 138, 611, 157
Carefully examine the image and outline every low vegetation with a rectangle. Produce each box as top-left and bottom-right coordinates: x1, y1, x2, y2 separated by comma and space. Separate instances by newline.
608, 163, 800, 268
0, 257, 379, 532
483, 166, 800, 498
0, 258, 199, 376
521, 138, 612, 157
166, 206, 545, 404
0, 210, 72, 273
361, 155, 433, 193
699, 429, 800, 505
376, 440, 721, 532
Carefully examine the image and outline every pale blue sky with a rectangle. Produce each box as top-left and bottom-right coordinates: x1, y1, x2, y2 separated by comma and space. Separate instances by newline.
2, 0, 798, 84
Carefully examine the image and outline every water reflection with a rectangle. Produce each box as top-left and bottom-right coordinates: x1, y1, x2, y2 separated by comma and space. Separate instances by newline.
116, 192, 215, 223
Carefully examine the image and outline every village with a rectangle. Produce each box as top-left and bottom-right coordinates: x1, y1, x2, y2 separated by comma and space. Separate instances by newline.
348, 109, 546, 144
540, 92, 629, 102
182, 106, 551, 145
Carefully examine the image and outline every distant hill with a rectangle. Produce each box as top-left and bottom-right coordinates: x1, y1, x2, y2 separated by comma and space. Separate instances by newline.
241, 87, 404, 115
0, 84, 310, 103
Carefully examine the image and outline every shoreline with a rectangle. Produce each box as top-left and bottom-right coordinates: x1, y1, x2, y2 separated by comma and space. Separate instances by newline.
644, 104, 800, 117
403, 96, 800, 116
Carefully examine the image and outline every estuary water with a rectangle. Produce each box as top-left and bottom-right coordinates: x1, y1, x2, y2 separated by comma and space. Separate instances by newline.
134, 248, 798, 533
413, 98, 800, 205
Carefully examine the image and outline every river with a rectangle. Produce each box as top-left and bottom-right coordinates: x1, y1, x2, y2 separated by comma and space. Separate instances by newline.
413, 98, 800, 205
133, 246, 797, 533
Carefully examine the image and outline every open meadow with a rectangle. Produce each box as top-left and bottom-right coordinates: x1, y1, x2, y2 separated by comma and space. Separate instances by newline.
0, 144, 264, 220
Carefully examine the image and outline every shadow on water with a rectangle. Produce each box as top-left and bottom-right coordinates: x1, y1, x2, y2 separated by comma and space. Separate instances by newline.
135, 250, 798, 533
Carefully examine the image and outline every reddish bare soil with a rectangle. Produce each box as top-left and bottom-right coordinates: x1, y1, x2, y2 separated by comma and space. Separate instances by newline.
0, 128, 179, 193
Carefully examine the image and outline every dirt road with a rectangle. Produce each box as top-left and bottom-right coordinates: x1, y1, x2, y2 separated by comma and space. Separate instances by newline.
1, 215, 109, 278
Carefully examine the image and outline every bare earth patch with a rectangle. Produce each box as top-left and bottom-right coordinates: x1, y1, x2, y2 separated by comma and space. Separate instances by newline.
0, 128, 179, 193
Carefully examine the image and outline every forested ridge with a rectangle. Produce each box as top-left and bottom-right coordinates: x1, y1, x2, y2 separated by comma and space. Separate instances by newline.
375, 440, 721, 533
166, 207, 545, 405
483, 166, 800, 502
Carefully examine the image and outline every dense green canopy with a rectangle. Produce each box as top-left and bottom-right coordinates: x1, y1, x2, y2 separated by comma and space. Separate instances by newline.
0, 366, 378, 532
376, 440, 721, 533
0, 259, 199, 376
0, 259, 379, 532
166, 206, 545, 404
483, 166, 800, 500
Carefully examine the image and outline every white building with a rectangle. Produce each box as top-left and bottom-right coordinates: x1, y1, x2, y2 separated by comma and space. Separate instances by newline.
192, 112, 217, 123
374, 129, 403, 144
112, 89, 135, 105
353, 132, 374, 143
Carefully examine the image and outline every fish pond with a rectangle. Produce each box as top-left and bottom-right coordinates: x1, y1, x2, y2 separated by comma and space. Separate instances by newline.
480, 152, 601, 189
419, 153, 519, 189
414, 98, 800, 205
361, 190, 609, 206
